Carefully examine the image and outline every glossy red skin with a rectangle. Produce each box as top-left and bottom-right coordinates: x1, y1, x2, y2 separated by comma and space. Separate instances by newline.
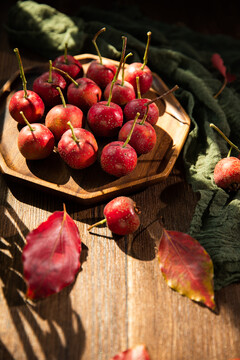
67, 77, 102, 114
104, 196, 140, 235
9, 90, 45, 125
214, 156, 240, 190
33, 71, 67, 108
45, 104, 83, 141
124, 62, 153, 95
87, 100, 123, 137
57, 127, 98, 169
52, 54, 84, 82
101, 141, 137, 177
86, 59, 117, 89
124, 98, 159, 126
17, 123, 55, 160
110, 344, 150, 360
103, 80, 136, 107
118, 119, 156, 154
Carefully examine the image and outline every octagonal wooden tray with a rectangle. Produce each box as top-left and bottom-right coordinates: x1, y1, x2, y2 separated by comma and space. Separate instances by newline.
0, 53, 191, 205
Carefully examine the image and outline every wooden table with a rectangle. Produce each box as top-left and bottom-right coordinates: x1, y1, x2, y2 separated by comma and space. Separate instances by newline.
1, 2, 240, 360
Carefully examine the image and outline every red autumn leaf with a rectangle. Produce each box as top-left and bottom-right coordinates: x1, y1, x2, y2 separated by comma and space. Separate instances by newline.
110, 344, 150, 360
211, 53, 236, 83
157, 228, 215, 310
22, 205, 81, 300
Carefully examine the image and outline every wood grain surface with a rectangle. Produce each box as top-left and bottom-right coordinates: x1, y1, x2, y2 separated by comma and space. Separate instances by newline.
1, 1, 240, 360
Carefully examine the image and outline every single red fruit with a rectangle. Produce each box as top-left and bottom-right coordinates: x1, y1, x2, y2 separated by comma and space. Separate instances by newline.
88, 196, 141, 235
110, 344, 151, 360
101, 141, 137, 177
124, 98, 159, 126
9, 90, 45, 125
52, 54, 83, 82
58, 123, 98, 169
87, 100, 123, 137
45, 86, 83, 141
124, 62, 153, 95
214, 156, 240, 191
67, 77, 102, 114
118, 118, 156, 154
33, 70, 67, 108
86, 59, 117, 89
18, 112, 55, 160
103, 79, 136, 107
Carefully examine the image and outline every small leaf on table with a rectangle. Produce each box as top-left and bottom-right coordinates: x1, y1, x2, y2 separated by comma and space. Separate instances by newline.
22, 205, 82, 300
157, 228, 215, 310
110, 344, 151, 360
211, 53, 236, 98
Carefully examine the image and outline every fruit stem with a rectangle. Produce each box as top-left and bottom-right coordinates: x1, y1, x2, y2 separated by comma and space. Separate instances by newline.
122, 112, 140, 148
136, 76, 141, 99
107, 36, 127, 106
121, 52, 133, 86
87, 218, 107, 231
56, 86, 66, 108
48, 60, 53, 83
92, 27, 106, 65
67, 121, 79, 143
213, 77, 227, 99
64, 43, 68, 64
52, 66, 79, 86
20, 111, 35, 132
141, 31, 151, 70
14, 48, 28, 98
140, 104, 149, 125
209, 123, 240, 154
144, 85, 179, 106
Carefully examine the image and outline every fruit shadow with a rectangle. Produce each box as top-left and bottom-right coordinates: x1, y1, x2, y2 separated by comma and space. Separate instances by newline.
0, 197, 88, 359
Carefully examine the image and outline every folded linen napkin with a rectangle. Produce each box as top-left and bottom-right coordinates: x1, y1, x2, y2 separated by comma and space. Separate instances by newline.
5, 0, 240, 290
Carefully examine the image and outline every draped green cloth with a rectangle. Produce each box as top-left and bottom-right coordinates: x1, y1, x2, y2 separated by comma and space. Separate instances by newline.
5, 0, 240, 290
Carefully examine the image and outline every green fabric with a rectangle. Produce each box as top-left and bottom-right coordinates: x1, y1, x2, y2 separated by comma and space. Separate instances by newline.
5, 0, 240, 290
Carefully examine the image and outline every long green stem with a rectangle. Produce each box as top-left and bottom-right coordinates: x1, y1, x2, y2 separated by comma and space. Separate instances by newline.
107, 36, 127, 106
67, 121, 79, 143
140, 104, 149, 125
20, 111, 34, 132
121, 52, 133, 86
56, 86, 66, 108
144, 85, 179, 106
92, 27, 106, 65
122, 112, 140, 148
209, 123, 240, 153
141, 31, 151, 70
48, 60, 53, 83
136, 76, 141, 99
14, 48, 28, 98
52, 66, 79, 86
64, 43, 68, 64
88, 218, 106, 231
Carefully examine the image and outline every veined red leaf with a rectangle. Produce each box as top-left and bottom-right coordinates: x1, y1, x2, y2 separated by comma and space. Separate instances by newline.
110, 344, 150, 360
157, 228, 215, 310
22, 205, 81, 300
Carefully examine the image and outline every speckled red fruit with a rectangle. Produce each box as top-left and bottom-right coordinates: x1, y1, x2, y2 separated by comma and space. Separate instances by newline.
58, 128, 98, 169
67, 77, 102, 114
9, 90, 45, 125
103, 196, 141, 235
103, 79, 136, 107
33, 71, 67, 108
52, 54, 83, 82
214, 156, 240, 190
124, 62, 152, 95
45, 104, 83, 141
86, 59, 117, 89
124, 98, 159, 126
118, 119, 156, 154
18, 123, 55, 160
87, 101, 123, 137
101, 141, 137, 177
